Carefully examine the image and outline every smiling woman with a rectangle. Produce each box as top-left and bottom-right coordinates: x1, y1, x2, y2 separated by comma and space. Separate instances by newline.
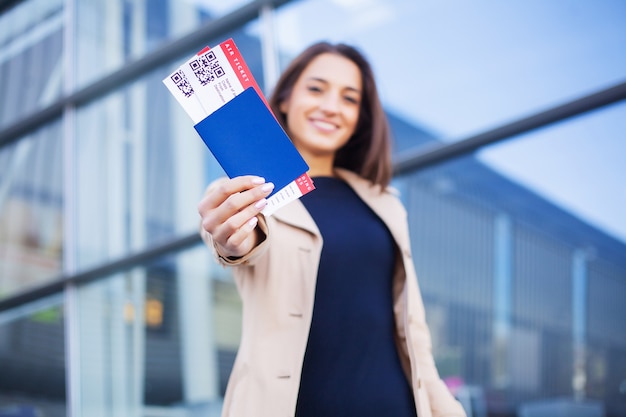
197, 42, 466, 417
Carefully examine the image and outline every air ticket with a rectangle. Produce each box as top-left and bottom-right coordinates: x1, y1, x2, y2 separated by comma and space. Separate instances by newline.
163, 39, 314, 217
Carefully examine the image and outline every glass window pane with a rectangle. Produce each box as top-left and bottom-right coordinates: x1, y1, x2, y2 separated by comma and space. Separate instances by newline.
73, 24, 262, 270
274, 0, 626, 142
0, 294, 66, 415
587, 259, 626, 417
0, 121, 64, 299
0, 0, 64, 130
391, 102, 626, 414
74, 0, 254, 89
478, 101, 626, 244
73, 244, 236, 416
73, 71, 203, 268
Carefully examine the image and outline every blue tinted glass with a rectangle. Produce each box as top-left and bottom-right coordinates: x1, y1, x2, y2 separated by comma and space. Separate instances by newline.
74, 0, 253, 88
0, 121, 63, 299
0, 0, 64, 129
275, 0, 626, 140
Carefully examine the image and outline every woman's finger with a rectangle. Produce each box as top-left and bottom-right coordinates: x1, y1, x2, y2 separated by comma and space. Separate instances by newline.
200, 181, 273, 232
198, 175, 266, 214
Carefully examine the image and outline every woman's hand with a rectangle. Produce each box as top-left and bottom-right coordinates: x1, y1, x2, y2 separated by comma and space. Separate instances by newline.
198, 176, 274, 258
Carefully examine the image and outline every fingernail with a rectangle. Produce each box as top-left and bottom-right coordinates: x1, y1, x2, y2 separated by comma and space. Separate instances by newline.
246, 216, 258, 230
262, 182, 274, 192
252, 177, 265, 185
255, 198, 267, 209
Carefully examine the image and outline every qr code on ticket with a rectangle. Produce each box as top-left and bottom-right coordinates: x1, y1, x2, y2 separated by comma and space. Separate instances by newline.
170, 71, 193, 97
189, 51, 225, 85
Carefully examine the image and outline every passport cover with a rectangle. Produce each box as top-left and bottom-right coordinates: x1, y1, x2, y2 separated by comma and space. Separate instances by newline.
194, 86, 309, 197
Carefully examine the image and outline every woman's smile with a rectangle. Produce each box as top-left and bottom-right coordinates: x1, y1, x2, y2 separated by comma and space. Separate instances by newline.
309, 117, 340, 133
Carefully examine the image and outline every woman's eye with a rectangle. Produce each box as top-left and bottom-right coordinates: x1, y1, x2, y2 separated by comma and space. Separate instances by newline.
344, 96, 359, 104
307, 85, 322, 93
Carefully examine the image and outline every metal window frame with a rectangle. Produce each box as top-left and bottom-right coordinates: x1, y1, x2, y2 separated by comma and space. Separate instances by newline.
393, 81, 626, 175
0, 0, 21, 15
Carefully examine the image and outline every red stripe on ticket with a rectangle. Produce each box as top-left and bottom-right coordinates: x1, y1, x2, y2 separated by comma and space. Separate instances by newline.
296, 174, 315, 195
219, 40, 269, 108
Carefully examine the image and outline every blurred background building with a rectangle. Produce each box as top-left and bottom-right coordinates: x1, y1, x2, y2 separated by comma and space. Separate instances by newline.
0, 0, 625, 416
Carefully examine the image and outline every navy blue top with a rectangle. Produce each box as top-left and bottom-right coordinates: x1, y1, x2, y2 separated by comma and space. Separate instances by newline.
295, 177, 417, 417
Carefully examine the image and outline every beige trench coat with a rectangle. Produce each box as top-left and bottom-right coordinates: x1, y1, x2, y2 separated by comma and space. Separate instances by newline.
201, 168, 466, 417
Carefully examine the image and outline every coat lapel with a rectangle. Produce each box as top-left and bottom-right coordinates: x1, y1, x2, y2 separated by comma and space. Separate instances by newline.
272, 198, 320, 236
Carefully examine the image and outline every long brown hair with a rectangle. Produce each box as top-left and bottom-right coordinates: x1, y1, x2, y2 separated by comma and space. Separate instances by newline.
269, 42, 393, 188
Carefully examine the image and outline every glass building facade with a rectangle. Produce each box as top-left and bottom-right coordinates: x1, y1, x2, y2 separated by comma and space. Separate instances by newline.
0, 1, 625, 416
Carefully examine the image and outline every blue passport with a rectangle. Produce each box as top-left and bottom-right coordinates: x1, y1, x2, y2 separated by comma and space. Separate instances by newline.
194, 87, 309, 197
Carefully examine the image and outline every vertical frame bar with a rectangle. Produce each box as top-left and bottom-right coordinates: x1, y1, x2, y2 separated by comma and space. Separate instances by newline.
572, 249, 588, 400
62, 0, 80, 414
493, 213, 512, 388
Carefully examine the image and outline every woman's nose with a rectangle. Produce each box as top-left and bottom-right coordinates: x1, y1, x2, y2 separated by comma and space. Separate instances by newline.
319, 93, 340, 113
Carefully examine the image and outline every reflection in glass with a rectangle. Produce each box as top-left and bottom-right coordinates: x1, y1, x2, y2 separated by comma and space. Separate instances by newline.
392, 142, 626, 414
73, 0, 254, 89
0, 294, 66, 415
0, 0, 64, 129
479, 100, 626, 245
73, 25, 264, 271
73, 69, 204, 269
75, 269, 147, 416
274, 0, 626, 140
0, 121, 63, 299
72, 244, 235, 416
476, 103, 626, 416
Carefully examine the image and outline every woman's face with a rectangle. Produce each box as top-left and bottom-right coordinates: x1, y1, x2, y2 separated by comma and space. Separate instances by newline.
279, 53, 362, 161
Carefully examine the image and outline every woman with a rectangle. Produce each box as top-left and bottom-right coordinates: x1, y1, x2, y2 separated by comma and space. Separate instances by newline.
198, 42, 466, 417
